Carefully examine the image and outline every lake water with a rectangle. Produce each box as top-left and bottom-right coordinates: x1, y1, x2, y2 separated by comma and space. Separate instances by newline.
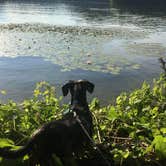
0, 0, 166, 104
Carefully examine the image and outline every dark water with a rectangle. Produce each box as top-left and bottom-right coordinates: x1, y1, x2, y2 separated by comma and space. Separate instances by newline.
0, 0, 165, 104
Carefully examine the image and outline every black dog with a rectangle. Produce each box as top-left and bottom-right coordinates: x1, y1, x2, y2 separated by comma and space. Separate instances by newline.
0, 80, 94, 166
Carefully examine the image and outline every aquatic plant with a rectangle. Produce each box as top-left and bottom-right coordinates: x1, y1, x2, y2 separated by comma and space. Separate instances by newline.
0, 24, 150, 75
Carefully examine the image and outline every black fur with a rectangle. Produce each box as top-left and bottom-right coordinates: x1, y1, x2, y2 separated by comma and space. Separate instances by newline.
0, 80, 94, 166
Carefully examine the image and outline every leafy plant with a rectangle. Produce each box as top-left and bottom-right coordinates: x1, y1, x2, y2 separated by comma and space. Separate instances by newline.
0, 70, 166, 165
90, 71, 166, 165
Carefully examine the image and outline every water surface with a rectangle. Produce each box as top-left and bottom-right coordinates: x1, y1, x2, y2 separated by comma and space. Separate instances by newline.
0, 0, 165, 104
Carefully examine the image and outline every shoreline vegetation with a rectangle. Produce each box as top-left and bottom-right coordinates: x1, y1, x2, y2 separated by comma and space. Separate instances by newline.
0, 58, 166, 165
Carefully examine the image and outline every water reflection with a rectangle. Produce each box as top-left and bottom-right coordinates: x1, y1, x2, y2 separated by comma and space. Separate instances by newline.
0, 56, 161, 104
0, 1, 83, 25
0, 0, 166, 29
0, 0, 165, 104
0, 0, 112, 25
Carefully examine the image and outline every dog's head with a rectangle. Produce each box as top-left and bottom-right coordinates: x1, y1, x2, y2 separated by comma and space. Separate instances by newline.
62, 80, 94, 106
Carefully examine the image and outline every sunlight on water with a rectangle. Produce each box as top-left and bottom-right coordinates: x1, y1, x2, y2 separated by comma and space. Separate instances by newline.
0, 2, 86, 26
1, 3, 85, 26
0, 0, 166, 75
0, 0, 166, 102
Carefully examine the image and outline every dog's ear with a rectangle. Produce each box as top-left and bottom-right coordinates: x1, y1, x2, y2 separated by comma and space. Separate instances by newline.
62, 81, 74, 96
85, 81, 94, 94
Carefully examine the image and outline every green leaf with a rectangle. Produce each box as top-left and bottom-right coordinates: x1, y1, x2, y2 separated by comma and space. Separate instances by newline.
152, 135, 166, 159
100, 125, 106, 131
122, 149, 130, 159
160, 128, 166, 134
0, 138, 14, 148
108, 106, 118, 120
0, 90, 7, 95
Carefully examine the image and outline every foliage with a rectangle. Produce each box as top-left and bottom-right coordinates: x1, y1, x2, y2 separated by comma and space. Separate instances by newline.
91, 73, 166, 165
0, 74, 166, 165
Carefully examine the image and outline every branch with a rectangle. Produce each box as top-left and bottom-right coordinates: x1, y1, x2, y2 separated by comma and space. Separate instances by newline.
92, 112, 102, 143
110, 136, 132, 140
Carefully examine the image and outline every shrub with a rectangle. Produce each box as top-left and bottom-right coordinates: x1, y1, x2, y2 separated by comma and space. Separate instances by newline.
0, 74, 166, 165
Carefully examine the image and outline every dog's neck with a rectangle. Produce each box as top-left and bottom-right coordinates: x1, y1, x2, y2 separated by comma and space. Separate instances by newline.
70, 96, 89, 112
69, 94, 90, 118
69, 93, 93, 137
70, 104, 89, 113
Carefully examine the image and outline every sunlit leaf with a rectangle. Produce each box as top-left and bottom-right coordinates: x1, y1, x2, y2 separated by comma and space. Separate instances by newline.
153, 135, 166, 159
108, 106, 118, 120
0, 139, 14, 148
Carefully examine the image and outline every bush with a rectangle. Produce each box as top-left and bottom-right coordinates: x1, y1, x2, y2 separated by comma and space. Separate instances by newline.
0, 75, 166, 165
